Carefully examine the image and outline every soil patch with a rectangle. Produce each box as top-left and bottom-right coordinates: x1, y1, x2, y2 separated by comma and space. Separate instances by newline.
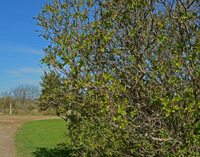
0, 116, 62, 157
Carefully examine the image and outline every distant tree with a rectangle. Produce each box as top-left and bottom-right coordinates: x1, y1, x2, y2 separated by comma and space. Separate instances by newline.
11, 84, 40, 114
0, 91, 16, 114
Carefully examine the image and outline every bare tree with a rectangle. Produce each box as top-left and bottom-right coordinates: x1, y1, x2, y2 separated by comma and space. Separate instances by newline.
11, 84, 40, 114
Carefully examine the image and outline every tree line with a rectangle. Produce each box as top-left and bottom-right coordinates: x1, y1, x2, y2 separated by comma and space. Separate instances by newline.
0, 84, 40, 114
0, 77, 65, 115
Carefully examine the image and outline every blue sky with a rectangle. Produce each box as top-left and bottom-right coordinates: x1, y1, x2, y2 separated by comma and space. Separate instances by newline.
0, 0, 51, 93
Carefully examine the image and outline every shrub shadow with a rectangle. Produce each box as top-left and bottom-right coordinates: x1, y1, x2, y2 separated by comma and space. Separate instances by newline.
32, 144, 74, 157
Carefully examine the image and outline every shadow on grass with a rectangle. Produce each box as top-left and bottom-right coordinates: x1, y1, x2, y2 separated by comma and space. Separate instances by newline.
32, 145, 74, 157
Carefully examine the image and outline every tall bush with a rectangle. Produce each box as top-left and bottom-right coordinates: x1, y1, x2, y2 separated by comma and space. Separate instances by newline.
36, 0, 200, 156
39, 71, 68, 115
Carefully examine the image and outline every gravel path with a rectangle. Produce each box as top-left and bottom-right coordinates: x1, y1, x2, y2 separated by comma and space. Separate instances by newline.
0, 116, 61, 157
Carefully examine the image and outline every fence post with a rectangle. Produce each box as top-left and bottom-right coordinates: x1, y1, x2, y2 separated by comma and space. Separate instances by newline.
10, 102, 12, 115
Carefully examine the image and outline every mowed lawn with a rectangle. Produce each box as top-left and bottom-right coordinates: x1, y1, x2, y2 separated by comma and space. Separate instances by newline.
15, 119, 73, 157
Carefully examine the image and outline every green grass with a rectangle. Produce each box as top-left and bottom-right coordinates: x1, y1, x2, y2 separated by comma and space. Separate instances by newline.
15, 119, 73, 157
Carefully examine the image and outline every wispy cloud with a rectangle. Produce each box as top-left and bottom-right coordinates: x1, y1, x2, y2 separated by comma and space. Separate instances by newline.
4, 70, 29, 77
13, 47, 43, 55
14, 79, 41, 85
4, 67, 44, 77
19, 68, 43, 74
0, 45, 43, 55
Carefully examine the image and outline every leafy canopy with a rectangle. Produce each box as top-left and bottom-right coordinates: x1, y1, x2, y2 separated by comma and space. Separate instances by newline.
36, 0, 200, 156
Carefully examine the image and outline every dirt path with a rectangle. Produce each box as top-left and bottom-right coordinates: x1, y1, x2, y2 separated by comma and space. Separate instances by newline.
0, 115, 62, 157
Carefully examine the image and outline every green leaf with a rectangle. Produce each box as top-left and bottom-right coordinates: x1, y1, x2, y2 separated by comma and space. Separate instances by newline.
93, 20, 98, 27
103, 73, 108, 81
121, 111, 127, 115
176, 62, 182, 68
62, 44, 66, 49
87, 72, 91, 78
129, 54, 135, 61
104, 36, 112, 41
113, 48, 118, 53
118, 104, 122, 114
192, 13, 197, 16
160, 98, 167, 102
171, 97, 176, 102
122, 86, 126, 92
131, 110, 137, 117
128, 28, 136, 36
108, 86, 113, 90
120, 118, 128, 129
198, 102, 200, 108
112, 117, 117, 121
176, 95, 181, 101
185, 88, 194, 93
173, 105, 180, 110
124, 97, 128, 104
72, 67, 77, 75
117, 114, 121, 121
